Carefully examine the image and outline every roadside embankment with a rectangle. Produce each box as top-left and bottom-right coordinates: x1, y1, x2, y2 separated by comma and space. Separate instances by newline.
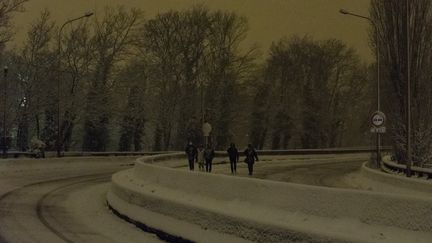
108, 153, 432, 243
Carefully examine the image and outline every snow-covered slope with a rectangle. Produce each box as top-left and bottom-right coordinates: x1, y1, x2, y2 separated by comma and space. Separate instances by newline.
107, 153, 432, 242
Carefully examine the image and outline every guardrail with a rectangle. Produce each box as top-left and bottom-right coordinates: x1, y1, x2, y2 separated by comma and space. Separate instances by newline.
2, 146, 393, 159
1, 151, 34, 158
257, 147, 392, 155
58, 151, 173, 157
382, 159, 432, 179
1, 151, 174, 158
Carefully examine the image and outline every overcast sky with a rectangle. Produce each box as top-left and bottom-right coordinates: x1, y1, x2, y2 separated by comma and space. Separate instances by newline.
11, 0, 372, 61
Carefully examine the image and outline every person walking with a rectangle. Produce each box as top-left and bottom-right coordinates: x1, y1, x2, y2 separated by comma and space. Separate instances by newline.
227, 143, 239, 174
244, 144, 258, 176
196, 144, 205, 171
204, 144, 215, 173
185, 141, 197, 171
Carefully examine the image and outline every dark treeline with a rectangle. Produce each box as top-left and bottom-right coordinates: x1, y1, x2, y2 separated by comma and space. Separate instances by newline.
250, 36, 371, 149
371, 0, 432, 167
1, 3, 377, 153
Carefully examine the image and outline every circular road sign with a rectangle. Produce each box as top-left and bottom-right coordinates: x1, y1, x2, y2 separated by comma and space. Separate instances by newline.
371, 111, 386, 127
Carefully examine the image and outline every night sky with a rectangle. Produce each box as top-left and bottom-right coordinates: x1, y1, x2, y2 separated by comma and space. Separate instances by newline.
11, 0, 371, 61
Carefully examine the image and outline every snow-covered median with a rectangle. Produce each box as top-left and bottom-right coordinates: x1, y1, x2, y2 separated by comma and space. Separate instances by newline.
108, 153, 432, 242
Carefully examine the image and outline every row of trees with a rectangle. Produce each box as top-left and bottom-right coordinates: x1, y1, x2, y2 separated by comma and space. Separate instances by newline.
138, 7, 257, 150
0, 4, 375, 153
371, 0, 432, 166
250, 36, 371, 149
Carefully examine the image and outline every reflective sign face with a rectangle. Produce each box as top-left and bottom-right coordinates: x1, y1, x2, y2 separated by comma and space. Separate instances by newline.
372, 114, 385, 127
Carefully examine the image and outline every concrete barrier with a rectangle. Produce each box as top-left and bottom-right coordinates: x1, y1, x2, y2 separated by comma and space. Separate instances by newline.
109, 170, 342, 243
108, 153, 432, 242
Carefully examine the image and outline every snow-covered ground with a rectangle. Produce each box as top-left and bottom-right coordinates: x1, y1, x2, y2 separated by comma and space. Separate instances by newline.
0, 156, 163, 243
109, 152, 432, 243
2, 153, 431, 243
174, 153, 432, 197
200, 153, 370, 188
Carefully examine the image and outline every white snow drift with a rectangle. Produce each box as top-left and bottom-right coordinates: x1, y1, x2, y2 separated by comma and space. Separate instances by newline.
108, 153, 432, 242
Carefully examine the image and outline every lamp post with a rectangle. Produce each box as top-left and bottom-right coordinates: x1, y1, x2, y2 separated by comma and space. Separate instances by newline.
2, 66, 8, 158
200, 78, 204, 144
406, 0, 412, 177
339, 9, 382, 168
56, 12, 93, 157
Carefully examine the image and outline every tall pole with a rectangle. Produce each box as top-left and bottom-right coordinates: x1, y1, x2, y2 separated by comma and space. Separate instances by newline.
201, 78, 204, 146
2, 66, 8, 158
56, 12, 93, 157
375, 22, 381, 168
406, 0, 412, 177
339, 9, 381, 168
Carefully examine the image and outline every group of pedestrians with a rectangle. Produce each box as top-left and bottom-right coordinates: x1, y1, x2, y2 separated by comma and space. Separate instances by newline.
185, 142, 215, 172
185, 142, 259, 176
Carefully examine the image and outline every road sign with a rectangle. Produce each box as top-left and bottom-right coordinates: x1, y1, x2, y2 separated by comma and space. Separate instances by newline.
202, 122, 212, 137
371, 111, 386, 127
370, 126, 386, 133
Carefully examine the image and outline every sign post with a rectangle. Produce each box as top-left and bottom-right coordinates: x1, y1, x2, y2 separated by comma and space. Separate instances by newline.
370, 111, 386, 168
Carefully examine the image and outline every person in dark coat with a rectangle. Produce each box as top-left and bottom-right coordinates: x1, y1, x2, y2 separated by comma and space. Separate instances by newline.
185, 141, 197, 170
204, 144, 215, 173
244, 144, 258, 175
227, 143, 239, 174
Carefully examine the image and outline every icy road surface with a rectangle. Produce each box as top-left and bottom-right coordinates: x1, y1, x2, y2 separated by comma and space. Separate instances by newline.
0, 156, 162, 243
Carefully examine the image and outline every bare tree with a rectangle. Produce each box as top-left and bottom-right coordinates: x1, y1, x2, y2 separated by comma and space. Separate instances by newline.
174, 6, 210, 148
82, 6, 142, 151
204, 10, 256, 149
117, 60, 148, 151
59, 21, 93, 150
370, 0, 432, 166
252, 36, 368, 149
12, 9, 55, 150
139, 10, 195, 150
139, 7, 255, 150
0, 0, 27, 48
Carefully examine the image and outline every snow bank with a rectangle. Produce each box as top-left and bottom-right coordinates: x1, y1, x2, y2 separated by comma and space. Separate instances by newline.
108, 153, 432, 242
360, 162, 432, 194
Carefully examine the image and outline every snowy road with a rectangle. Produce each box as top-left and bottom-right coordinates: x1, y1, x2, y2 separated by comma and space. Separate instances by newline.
0, 157, 162, 243
0, 153, 378, 243
179, 153, 373, 190
247, 158, 366, 188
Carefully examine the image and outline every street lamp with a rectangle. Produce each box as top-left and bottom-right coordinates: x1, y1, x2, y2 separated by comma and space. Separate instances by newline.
2, 66, 8, 158
56, 12, 94, 157
406, 0, 412, 177
339, 9, 382, 168
200, 78, 204, 139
